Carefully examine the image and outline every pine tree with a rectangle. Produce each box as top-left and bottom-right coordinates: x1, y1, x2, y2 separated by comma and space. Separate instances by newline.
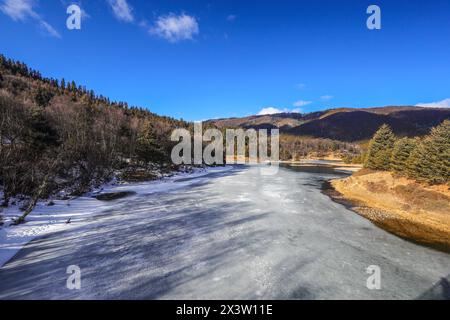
34, 87, 54, 107
136, 123, 167, 164
406, 120, 450, 184
390, 137, 417, 173
25, 107, 59, 151
365, 124, 396, 170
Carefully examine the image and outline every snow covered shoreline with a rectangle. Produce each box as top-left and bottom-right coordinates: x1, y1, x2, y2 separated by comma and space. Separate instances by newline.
0, 165, 233, 268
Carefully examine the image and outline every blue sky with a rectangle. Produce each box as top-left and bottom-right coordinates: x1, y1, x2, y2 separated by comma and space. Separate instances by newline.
1, 0, 450, 121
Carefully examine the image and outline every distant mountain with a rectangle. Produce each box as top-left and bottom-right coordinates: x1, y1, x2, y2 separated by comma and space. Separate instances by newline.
210, 112, 304, 131
209, 107, 450, 142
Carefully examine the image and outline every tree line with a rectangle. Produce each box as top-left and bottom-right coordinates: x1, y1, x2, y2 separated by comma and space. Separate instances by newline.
364, 121, 450, 184
279, 134, 361, 161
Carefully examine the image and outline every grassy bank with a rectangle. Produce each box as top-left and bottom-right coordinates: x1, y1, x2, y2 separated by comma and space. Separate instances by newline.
331, 170, 450, 252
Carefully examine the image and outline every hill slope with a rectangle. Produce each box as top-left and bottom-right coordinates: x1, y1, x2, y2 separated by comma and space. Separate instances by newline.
209, 107, 450, 142
0, 54, 188, 203
211, 112, 304, 130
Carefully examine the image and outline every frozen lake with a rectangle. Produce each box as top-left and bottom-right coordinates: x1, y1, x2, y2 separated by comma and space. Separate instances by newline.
0, 165, 449, 299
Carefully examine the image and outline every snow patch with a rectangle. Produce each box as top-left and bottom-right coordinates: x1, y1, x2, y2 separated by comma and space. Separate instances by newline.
0, 166, 232, 268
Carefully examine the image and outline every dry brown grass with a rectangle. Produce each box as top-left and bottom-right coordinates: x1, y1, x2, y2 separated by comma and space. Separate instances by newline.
120, 169, 158, 182
331, 171, 450, 251
393, 184, 450, 214
351, 168, 377, 177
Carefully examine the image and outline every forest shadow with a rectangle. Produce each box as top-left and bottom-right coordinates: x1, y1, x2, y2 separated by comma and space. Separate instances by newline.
0, 167, 271, 299
416, 276, 450, 300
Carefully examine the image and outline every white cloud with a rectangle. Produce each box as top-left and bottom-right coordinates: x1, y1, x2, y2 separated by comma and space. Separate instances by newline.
416, 98, 450, 109
296, 83, 306, 90
321, 95, 333, 101
150, 13, 199, 43
0, 0, 34, 21
226, 14, 236, 22
258, 107, 282, 115
293, 100, 312, 107
39, 20, 60, 38
139, 19, 148, 28
257, 107, 302, 115
107, 0, 133, 22
0, 0, 60, 38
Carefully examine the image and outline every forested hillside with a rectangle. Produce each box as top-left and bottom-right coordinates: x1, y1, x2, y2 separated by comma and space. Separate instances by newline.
0, 54, 188, 210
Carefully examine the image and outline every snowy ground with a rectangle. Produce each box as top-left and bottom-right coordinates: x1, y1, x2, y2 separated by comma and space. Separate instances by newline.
0, 164, 449, 299
0, 166, 232, 268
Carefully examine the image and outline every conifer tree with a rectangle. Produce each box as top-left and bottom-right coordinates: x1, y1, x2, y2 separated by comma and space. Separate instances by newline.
136, 123, 167, 164
390, 137, 417, 173
407, 120, 450, 184
364, 124, 396, 170
34, 87, 54, 107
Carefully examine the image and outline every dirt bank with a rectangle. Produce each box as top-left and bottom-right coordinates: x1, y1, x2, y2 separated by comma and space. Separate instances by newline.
330, 170, 450, 252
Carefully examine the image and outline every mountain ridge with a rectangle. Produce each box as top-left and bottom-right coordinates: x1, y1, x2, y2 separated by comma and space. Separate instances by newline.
208, 106, 450, 142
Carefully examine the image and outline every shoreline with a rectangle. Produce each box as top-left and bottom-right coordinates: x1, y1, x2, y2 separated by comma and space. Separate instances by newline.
280, 159, 363, 173
325, 172, 450, 253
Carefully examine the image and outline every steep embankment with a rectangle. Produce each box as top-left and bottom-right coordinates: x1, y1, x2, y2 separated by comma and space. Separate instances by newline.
331, 170, 450, 251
